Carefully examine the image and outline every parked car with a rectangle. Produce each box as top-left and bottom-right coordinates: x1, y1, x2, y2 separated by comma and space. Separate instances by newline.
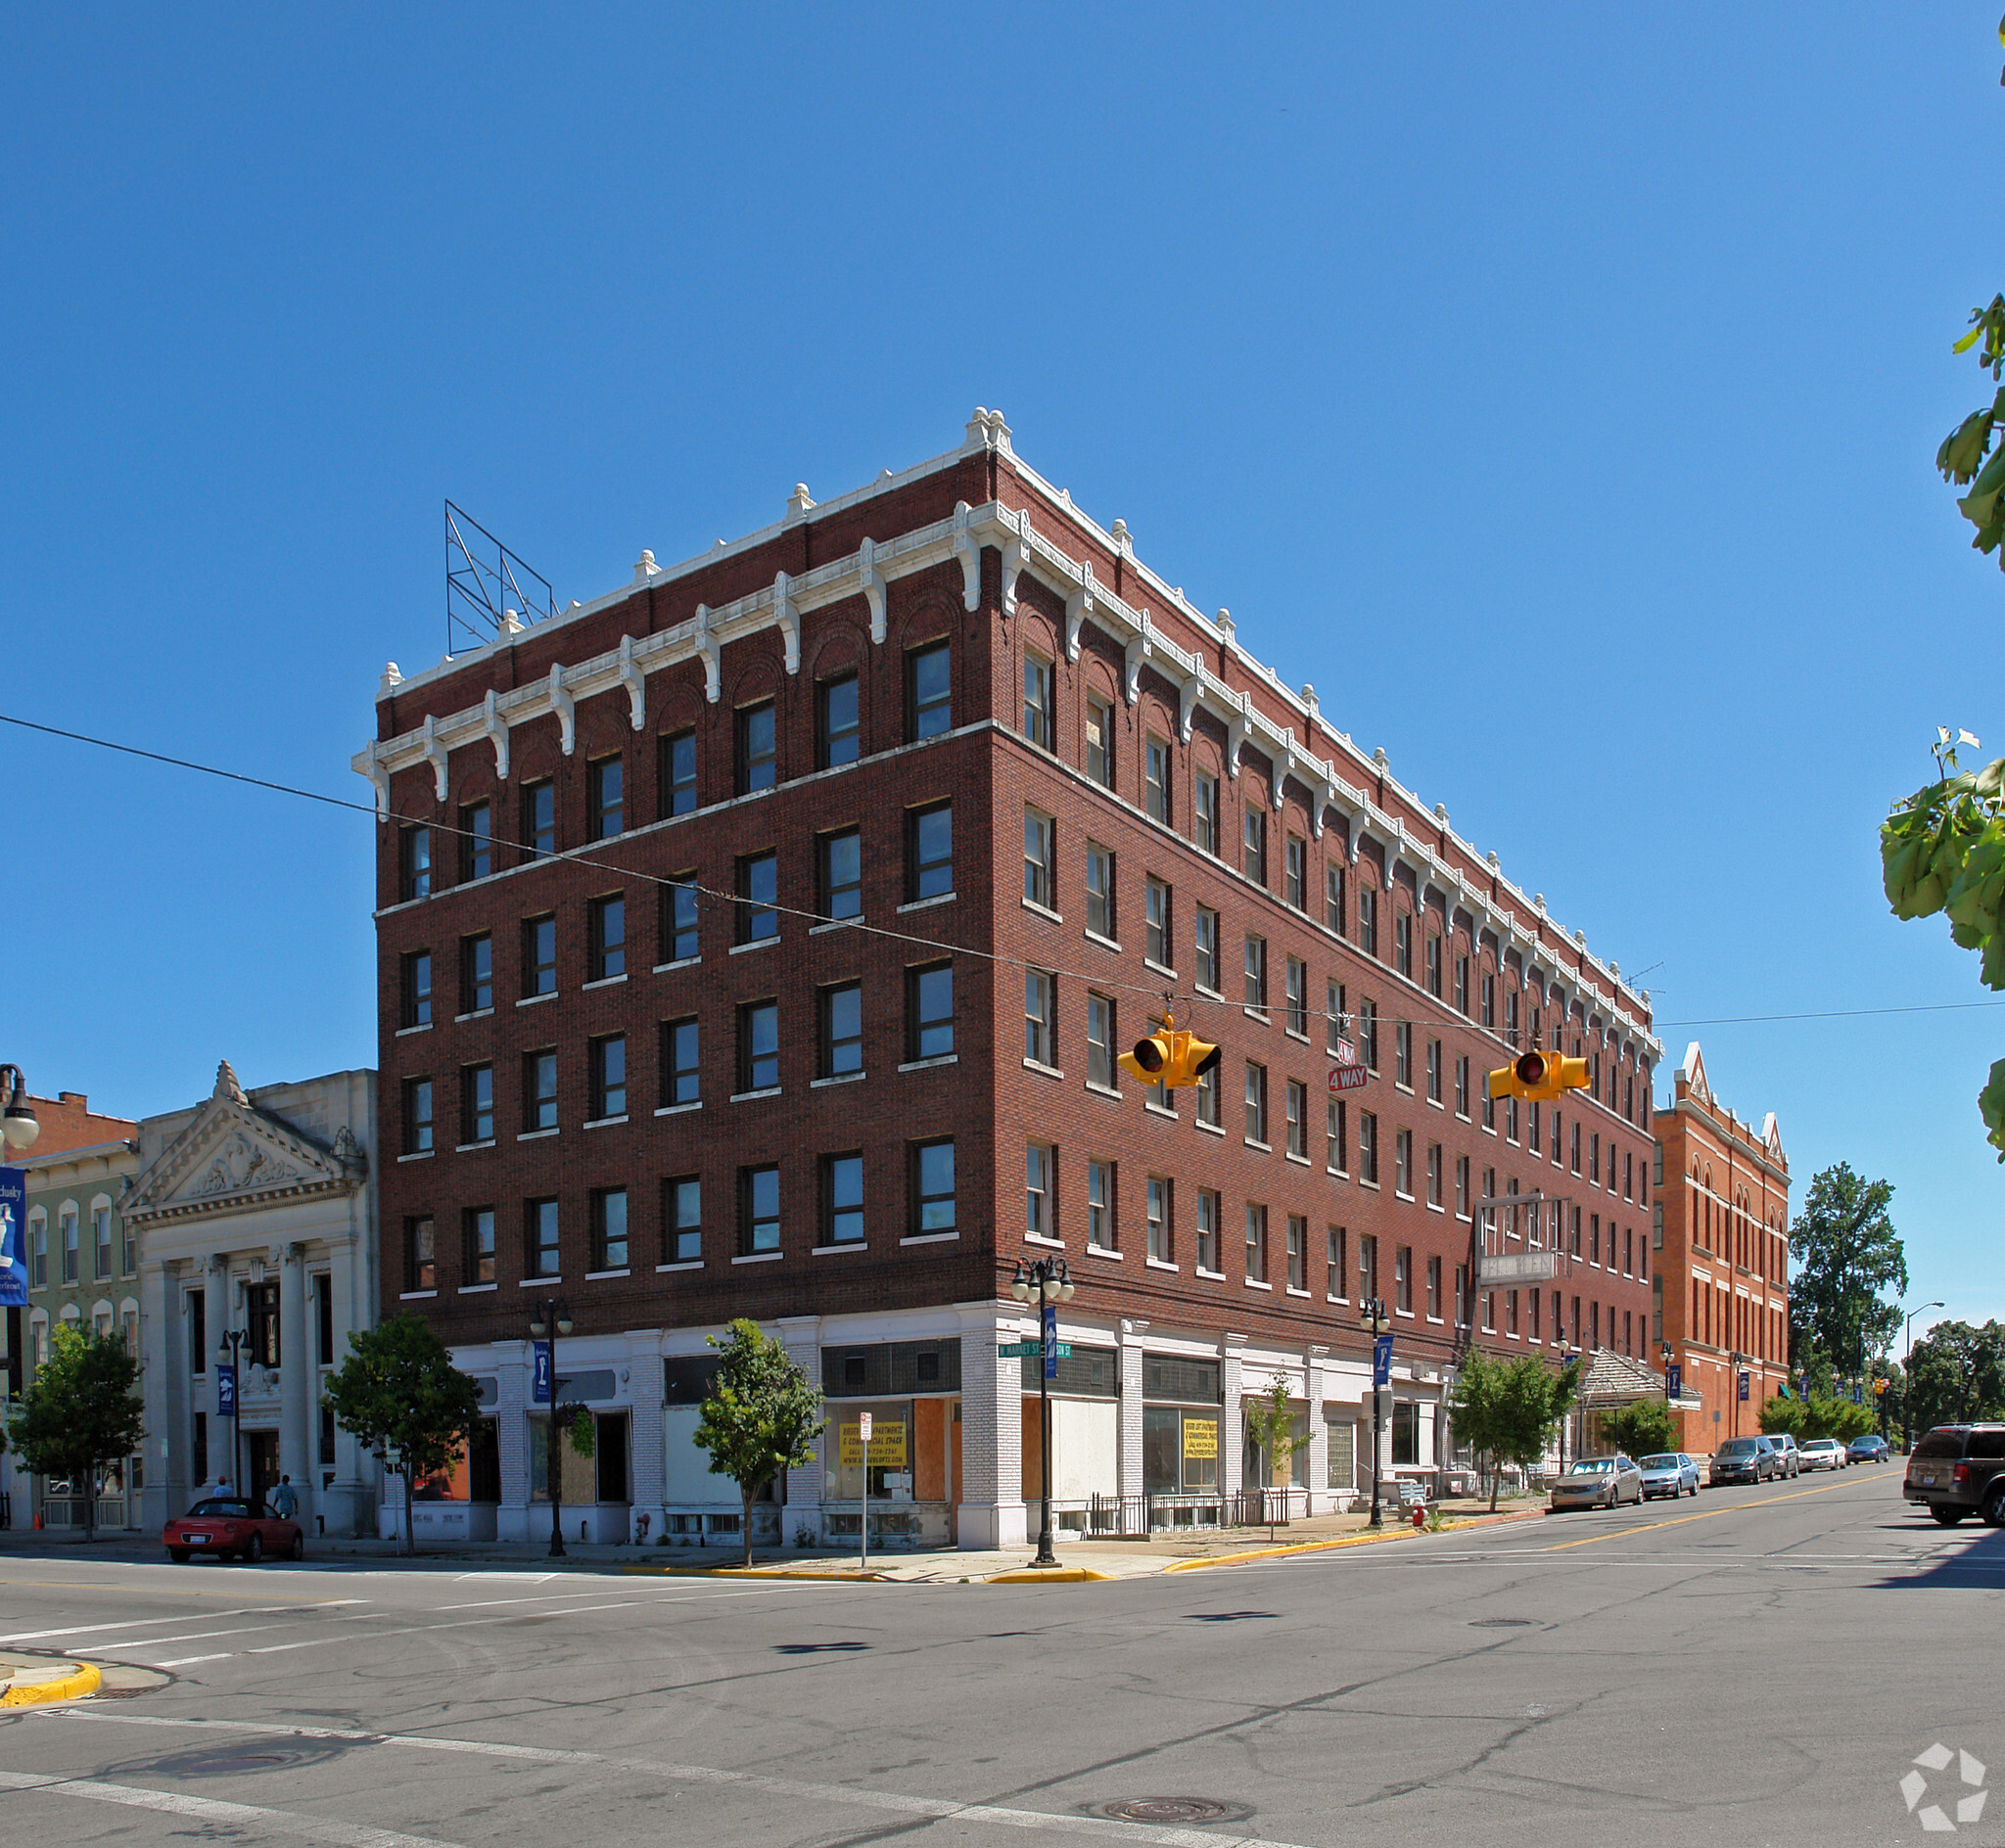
1709, 1436, 1775, 1485
1903, 1425, 2005, 1526
1638, 1453, 1701, 1500
1798, 1438, 1847, 1472
1848, 1434, 1890, 1463
163, 1496, 304, 1563
1550, 1455, 1644, 1510
1766, 1433, 1801, 1478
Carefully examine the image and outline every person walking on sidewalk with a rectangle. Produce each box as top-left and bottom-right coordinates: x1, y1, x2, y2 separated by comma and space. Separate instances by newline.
269, 1475, 299, 1521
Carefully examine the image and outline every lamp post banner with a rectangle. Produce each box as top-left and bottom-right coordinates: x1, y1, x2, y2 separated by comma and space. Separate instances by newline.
532, 1341, 552, 1405
0, 1168, 24, 1308
216, 1363, 236, 1418
1739, 1370, 1750, 1403
1043, 1302, 1059, 1380
1374, 1333, 1394, 1389
1666, 1363, 1682, 1401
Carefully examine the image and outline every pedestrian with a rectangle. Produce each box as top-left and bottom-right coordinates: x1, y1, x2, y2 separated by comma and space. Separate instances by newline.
269, 1473, 299, 1520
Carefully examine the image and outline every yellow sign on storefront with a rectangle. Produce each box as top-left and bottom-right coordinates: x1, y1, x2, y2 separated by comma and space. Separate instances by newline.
838, 1422, 909, 1466
1183, 1416, 1218, 1461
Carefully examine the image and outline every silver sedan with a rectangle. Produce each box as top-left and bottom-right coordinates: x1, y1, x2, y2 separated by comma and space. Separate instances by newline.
1550, 1455, 1645, 1510
1639, 1452, 1702, 1499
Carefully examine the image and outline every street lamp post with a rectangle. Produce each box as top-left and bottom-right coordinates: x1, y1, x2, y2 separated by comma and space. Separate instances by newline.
1729, 1351, 1747, 1443
215, 1328, 248, 1494
527, 1298, 573, 1559
1558, 1345, 1580, 1475
1008, 1258, 1074, 1567
1361, 1296, 1390, 1530
1903, 1301, 1945, 1455
0, 1067, 40, 1152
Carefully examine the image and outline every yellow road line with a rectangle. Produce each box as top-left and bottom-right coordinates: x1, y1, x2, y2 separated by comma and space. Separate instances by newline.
1542, 1473, 1881, 1551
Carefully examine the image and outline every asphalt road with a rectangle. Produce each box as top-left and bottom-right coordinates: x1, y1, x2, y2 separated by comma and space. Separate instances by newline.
0, 1465, 1995, 1848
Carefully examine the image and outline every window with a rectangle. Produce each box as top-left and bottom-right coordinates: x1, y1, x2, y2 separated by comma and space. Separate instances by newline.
1360, 1233, 1379, 1304
1145, 736, 1170, 821
740, 1166, 781, 1254
462, 933, 492, 1013
406, 1218, 436, 1291
1425, 933, 1442, 996
1023, 808, 1055, 908
1197, 1189, 1221, 1271
909, 962, 954, 1060
1358, 886, 1378, 958
1395, 911, 1413, 979
1086, 695, 1114, 787
523, 915, 557, 997
1324, 868, 1347, 941
1359, 1111, 1379, 1184
1359, 1000, 1379, 1070
461, 1063, 494, 1143
1479, 970, 1496, 1029
460, 801, 491, 882
737, 701, 776, 793
1570, 1121, 1582, 1174
1027, 1144, 1055, 1238
1457, 1265, 1471, 1328
588, 755, 624, 841
913, 1140, 956, 1233
1426, 1038, 1442, 1103
1426, 1141, 1443, 1208
1327, 1097, 1348, 1172
1395, 1244, 1413, 1314
1194, 905, 1220, 991
1395, 1022, 1412, 1087
1426, 1255, 1442, 1319
1455, 1054, 1469, 1117
588, 895, 626, 980
508, 787, 555, 875
399, 825, 432, 901
249, 1284, 281, 1363
1025, 969, 1056, 1065
1591, 1132, 1601, 1184
1506, 1096, 1519, 1143
1327, 1225, 1347, 1298
736, 851, 778, 944
1086, 842, 1115, 938
1287, 1216, 1307, 1291
592, 1187, 629, 1270
1146, 1176, 1171, 1262
1286, 957, 1308, 1035
1194, 769, 1220, 855
1243, 806, 1267, 884
820, 983, 863, 1078
399, 950, 433, 1029
909, 803, 953, 901
819, 828, 863, 920
822, 1154, 864, 1245
1087, 1160, 1115, 1249
1624, 1151, 1635, 1201
1023, 652, 1053, 748
665, 1178, 701, 1264
1194, 1059, 1221, 1128
1243, 934, 1267, 1011
1087, 993, 1117, 1089
1285, 1080, 1308, 1158
524, 1050, 558, 1132
659, 728, 697, 817
662, 880, 699, 963
662, 1017, 700, 1107
403, 1078, 434, 1154
819, 673, 861, 768
1454, 952, 1469, 1015
465, 1207, 496, 1285
590, 1034, 627, 1120
1145, 878, 1171, 966
1456, 1154, 1470, 1217
739, 1000, 780, 1092
908, 642, 951, 739
121, 1213, 135, 1276
1244, 1061, 1269, 1143
94, 1206, 113, 1280
1394, 1128, 1413, 1196
1245, 1202, 1269, 1282
1327, 981, 1347, 1054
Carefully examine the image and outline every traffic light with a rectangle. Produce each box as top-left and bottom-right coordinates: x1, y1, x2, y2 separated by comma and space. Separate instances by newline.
1118, 1015, 1222, 1089
1874, 1377, 1891, 1399
1486, 1047, 1591, 1102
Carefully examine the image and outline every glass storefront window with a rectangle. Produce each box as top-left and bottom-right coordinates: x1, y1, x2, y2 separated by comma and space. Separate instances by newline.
1142, 1406, 1220, 1493
1391, 1401, 1421, 1467
824, 1401, 915, 1501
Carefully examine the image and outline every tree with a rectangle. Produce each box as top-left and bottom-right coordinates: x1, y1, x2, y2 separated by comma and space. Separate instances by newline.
1609, 1399, 1675, 1458
692, 1319, 826, 1567
1759, 1394, 1805, 1439
1788, 1165, 1906, 1382
1451, 1350, 1575, 1510
1242, 1378, 1313, 1524
6, 1325, 144, 1541
1906, 1320, 2005, 1433
321, 1314, 485, 1556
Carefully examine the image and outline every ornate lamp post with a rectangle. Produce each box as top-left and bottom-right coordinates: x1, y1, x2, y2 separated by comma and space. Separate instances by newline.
1008, 1258, 1074, 1567
0, 1067, 39, 1150
215, 1327, 248, 1494
1903, 1301, 1944, 1454
1361, 1296, 1390, 1529
527, 1298, 573, 1558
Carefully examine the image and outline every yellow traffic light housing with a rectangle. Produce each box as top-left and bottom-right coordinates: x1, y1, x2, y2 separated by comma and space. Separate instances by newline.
1118, 1013, 1222, 1089
1485, 1048, 1591, 1102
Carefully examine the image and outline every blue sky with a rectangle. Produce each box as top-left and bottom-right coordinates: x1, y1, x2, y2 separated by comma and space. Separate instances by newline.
4, 6, 2000, 1340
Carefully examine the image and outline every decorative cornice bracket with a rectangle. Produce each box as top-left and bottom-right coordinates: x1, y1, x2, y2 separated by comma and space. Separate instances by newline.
772, 573, 801, 674
1000, 507, 1029, 622
546, 664, 577, 756
1123, 608, 1154, 706
420, 715, 449, 803
858, 537, 888, 644
951, 502, 981, 613
1065, 561, 1096, 664
693, 606, 721, 704
618, 634, 646, 730
483, 690, 510, 781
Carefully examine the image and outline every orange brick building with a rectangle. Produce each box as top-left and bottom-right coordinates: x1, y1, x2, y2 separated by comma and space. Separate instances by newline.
1654, 1043, 1790, 1453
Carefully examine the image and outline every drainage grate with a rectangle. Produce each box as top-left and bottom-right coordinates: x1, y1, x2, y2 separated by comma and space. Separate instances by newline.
1095, 1799, 1250, 1825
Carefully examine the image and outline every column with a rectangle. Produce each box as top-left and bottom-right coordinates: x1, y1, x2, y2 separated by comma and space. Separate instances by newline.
323, 1234, 370, 1536
1117, 1324, 1145, 1506
494, 1340, 532, 1543
1305, 1347, 1329, 1515
138, 1259, 179, 1531
776, 1316, 821, 1548
956, 1309, 1024, 1549
1220, 1338, 1245, 1501
629, 1340, 667, 1546
279, 1243, 310, 1509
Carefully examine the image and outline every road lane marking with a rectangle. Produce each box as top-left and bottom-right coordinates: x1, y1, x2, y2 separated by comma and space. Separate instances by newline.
0, 1604, 355, 1645
37, 1711, 1318, 1848
0, 1766, 458, 1848
148, 1654, 237, 1667
1539, 1474, 1887, 1550
90, 1624, 296, 1652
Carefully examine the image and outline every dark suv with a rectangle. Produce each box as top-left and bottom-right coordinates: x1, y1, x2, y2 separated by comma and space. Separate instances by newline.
1903, 1425, 2005, 1526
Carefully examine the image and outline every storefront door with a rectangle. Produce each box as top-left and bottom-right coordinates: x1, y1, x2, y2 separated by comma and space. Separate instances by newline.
248, 1431, 280, 1508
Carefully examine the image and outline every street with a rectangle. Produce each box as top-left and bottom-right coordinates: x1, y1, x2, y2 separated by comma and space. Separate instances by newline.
0, 1467, 1989, 1848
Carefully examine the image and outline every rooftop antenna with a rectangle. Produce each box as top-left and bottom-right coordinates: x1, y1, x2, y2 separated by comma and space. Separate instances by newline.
446, 500, 559, 657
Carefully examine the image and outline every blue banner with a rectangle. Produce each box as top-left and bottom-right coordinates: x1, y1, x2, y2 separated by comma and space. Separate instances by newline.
0, 1168, 24, 1309
1043, 1304, 1058, 1381
1374, 1333, 1394, 1388
217, 1363, 237, 1418
1738, 1370, 1750, 1403
1665, 1363, 1682, 1401
532, 1340, 552, 1405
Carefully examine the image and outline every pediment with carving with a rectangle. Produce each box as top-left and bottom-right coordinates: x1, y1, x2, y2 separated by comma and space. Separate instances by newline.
124, 1089, 364, 1225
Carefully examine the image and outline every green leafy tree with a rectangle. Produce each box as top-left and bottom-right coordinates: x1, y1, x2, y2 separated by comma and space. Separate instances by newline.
1609, 1399, 1675, 1458
6, 1325, 144, 1541
321, 1314, 485, 1556
693, 1319, 826, 1567
1451, 1350, 1575, 1510
1242, 1378, 1312, 1490
1759, 1394, 1805, 1439
1788, 1165, 1906, 1381
1906, 1320, 2005, 1434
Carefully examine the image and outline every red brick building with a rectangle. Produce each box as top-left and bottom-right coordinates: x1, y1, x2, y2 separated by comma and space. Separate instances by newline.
1653, 1042, 1790, 1453
356, 410, 1662, 1549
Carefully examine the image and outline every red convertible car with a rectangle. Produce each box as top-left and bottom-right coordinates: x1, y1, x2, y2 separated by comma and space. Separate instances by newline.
163, 1497, 303, 1563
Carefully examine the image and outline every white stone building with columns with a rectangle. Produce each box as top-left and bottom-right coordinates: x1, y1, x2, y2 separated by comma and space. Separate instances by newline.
130, 1062, 381, 1537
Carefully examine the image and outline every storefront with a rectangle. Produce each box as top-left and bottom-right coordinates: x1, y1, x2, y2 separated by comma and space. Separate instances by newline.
822, 1337, 962, 1548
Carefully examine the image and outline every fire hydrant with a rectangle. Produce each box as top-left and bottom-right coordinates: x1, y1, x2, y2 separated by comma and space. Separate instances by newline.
1410, 1502, 1426, 1530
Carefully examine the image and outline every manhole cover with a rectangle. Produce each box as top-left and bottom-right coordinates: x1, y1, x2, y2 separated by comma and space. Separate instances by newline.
1470, 1617, 1533, 1627
1094, 1798, 1250, 1825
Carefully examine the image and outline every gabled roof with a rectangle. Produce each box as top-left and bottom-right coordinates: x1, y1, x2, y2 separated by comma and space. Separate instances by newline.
1574, 1346, 1670, 1407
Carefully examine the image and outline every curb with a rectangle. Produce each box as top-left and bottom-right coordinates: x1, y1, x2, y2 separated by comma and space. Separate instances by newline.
985, 1567, 1116, 1584
1162, 1505, 1548, 1572
620, 1565, 890, 1582
1, 1661, 101, 1707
